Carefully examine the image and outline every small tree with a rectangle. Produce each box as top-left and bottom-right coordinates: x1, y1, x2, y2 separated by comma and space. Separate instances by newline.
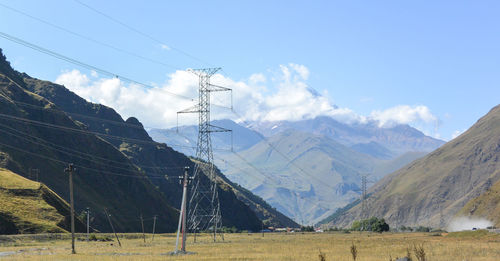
372, 218, 389, 233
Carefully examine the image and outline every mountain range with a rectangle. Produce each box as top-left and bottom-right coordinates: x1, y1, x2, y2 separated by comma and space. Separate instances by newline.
150, 114, 444, 224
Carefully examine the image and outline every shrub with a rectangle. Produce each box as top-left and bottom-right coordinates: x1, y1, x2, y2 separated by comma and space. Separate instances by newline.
350, 242, 358, 261
351, 217, 389, 232
413, 244, 426, 261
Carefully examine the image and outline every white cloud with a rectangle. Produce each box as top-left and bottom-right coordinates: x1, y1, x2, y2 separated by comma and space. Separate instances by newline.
57, 69, 89, 88
288, 63, 309, 80
370, 105, 438, 128
54, 65, 439, 137
249, 73, 266, 84
160, 44, 171, 51
56, 69, 198, 128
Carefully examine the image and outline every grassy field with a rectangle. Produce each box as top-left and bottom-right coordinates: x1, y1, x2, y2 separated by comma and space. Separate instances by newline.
0, 231, 499, 260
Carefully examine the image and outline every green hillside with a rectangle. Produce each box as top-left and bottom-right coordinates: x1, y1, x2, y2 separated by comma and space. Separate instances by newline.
327, 104, 500, 228
0, 168, 85, 234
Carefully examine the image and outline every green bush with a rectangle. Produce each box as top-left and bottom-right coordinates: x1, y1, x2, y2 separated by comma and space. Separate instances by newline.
351, 217, 389, 233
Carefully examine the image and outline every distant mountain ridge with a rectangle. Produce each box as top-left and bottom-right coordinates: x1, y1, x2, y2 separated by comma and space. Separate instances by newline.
150, 118, 443, 224
250, 116, 444, 155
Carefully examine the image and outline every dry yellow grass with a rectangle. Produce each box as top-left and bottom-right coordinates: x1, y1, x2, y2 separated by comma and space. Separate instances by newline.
0, 168, 39, 189
0, 231, 499, 260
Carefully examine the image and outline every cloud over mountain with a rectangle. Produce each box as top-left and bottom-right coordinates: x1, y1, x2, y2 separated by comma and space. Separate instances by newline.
55, 64, 439, 136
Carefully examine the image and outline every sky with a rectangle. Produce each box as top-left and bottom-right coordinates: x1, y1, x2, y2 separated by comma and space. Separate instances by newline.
1, 0, 499, 140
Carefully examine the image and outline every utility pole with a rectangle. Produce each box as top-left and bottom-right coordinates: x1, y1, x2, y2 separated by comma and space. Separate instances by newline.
262, 223, 264, 237
174, 167, 192, 254
86, 207, 90, 242
104, 208, 121, 247
152, 215, 157, 242
178, 68, 232, 242
64, 163, 76, 254
361, 175, 367, 219
140, 214, 145, 243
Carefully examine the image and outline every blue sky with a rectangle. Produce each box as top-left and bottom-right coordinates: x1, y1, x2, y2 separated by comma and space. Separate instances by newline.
1, 0, 499, 140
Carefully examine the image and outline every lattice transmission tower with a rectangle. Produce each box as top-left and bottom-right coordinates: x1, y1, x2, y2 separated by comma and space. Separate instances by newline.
177, 67, 231, 242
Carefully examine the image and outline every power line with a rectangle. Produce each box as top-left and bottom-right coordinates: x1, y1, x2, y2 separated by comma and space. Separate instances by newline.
72, 0, 215, 68
0, 2, 181, 71
0, 124, 186, 176
229, 109, 339, 192
0, 101, 226, 153
2, 96, 228, 152
0, 103, 204, 169
0, 77, 229, 154
0, 31, 194, 101
0, 139, 164, 179
0, 111, 171, 146
229, 151, 280, 184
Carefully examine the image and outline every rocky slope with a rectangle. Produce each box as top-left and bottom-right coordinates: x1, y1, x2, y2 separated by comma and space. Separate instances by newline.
151, 119, 438, 225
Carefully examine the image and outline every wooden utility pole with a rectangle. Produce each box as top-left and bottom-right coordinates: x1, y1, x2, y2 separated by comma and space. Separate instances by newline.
262, 223, 264, 237
64, 163, 76, 254
152, 215, 157, 242
104, 208, 121, 247
86, 207, 90, 242
174, 166, 191, 254
140, 214, 145, 243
